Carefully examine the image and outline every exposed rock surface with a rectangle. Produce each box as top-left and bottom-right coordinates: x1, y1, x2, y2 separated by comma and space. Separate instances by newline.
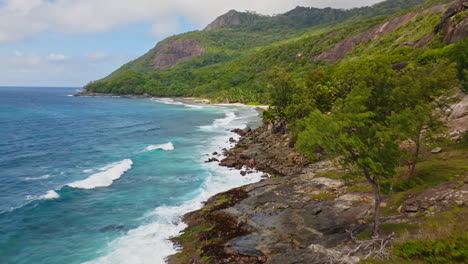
435, 0, 468, 43
315, 4, 448, 63
150, 39, 206, 70
168, 172, 375, 264
168, 120, 467, 263
205, 10, 242, 31
447, 93, 468, 139
220, 125, 311, 176
400, 179, 468, 215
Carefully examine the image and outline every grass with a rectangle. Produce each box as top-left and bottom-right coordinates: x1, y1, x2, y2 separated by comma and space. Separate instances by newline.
357, 223, 417, 240
310, 192, 337, 201
201, 196, 229, 213
245, 101, 264, 106
360, 207, 468, 264
314, 171, 344, 179
392, 207, 468, 263
347, 184, 374, 193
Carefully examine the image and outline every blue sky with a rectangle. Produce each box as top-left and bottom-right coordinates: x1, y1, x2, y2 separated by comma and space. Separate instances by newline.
0, 0, 383, 87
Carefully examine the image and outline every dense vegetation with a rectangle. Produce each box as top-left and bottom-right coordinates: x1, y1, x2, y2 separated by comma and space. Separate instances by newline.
85, 0, 467, 255
84, 0, 444, 101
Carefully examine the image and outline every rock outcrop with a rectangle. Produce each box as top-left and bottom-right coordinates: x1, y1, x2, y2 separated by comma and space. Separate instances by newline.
400, 179, 468, 215
220, 125, 310, 176
205, 10, 242, 31
447, 93, 468, 139
314, 4, 448, 63
150, 39, 206, 70
168, 173, 375, 264
435, 0, 468, 43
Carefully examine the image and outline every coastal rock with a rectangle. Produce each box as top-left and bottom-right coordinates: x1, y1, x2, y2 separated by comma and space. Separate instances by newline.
206, 158, 220, 163
220, 125, 310, 176
169, 172, 374, 264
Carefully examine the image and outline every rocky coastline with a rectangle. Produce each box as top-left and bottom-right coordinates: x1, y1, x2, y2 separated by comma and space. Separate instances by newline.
167, 110, 468, 264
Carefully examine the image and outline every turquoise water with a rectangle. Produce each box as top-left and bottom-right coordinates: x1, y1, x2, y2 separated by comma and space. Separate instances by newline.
0, 87, 262, 264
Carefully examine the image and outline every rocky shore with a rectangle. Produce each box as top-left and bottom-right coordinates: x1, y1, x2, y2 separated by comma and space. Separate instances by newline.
167, 113, 468, 264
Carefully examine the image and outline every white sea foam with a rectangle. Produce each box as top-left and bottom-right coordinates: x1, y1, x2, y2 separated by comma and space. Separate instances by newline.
151, 98, 203, 109
39, 190, 60, 200
68, 159, 133, 189
199, 112, 237, 131
85, 107, 262, 264
83, 169, 94, 173
144, 142, 174, 152
24, 174, 52, 181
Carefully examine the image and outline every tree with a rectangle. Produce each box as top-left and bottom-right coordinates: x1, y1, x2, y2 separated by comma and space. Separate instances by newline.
266, 67, 297, 108
390, 63, 457, 179
297, 84, 400, 238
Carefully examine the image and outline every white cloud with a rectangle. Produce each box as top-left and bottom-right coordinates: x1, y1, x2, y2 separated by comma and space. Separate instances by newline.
0, 50, 130, 86
48, 53, 68, 61
0, 0, 384, 42
150, 17, 180, 37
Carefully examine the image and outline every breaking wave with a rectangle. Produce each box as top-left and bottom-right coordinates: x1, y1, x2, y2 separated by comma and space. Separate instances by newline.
68, 159, 133, 190
144, 142, 174, 152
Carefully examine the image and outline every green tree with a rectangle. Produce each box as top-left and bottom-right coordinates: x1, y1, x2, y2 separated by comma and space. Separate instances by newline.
390, 63, 457, 179
266, 67, 297, 108
297, 84, 400, 238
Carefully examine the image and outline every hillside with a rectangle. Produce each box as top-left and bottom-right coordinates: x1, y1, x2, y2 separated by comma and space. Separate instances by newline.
81, 0, 449, 101
80, 0, 468, 263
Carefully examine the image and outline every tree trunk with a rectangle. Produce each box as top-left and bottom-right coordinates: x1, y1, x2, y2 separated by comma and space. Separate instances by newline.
372, 182, 382, 238
363, 168, 382, 238
407, 131, 421, 180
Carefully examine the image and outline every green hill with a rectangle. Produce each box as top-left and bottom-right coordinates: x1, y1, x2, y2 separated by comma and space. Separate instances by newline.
83, 0, 465, 104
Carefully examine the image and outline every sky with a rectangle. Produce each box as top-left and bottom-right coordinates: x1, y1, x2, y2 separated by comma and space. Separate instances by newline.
0, 0, 384, 87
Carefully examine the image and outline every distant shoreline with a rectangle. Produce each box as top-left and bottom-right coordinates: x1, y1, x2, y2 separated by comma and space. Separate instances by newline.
74, 92, 270, 110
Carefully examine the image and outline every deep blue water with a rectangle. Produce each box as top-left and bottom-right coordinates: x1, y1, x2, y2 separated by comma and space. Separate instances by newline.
0, 87, 262, 264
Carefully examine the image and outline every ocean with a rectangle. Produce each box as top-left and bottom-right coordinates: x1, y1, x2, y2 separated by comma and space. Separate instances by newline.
0, 87, 263, 264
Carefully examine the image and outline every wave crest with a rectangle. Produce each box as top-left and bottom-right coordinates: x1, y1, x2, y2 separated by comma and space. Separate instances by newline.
144, 142, 174, 152
68, 159, 133, 189
39, 190, 60, 200
24, 174, 52, 181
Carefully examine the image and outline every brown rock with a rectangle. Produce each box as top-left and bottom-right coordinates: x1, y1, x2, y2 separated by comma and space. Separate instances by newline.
205, 10, 242, 31
435, 0, 468, 44
315, 5, 447, 63
150, 39, 206, 70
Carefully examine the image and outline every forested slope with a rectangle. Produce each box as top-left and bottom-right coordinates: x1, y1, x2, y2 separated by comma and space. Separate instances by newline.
82, 0, 461, 102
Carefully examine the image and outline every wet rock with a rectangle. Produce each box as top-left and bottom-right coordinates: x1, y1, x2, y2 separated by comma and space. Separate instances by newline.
206, 158, 220, 163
